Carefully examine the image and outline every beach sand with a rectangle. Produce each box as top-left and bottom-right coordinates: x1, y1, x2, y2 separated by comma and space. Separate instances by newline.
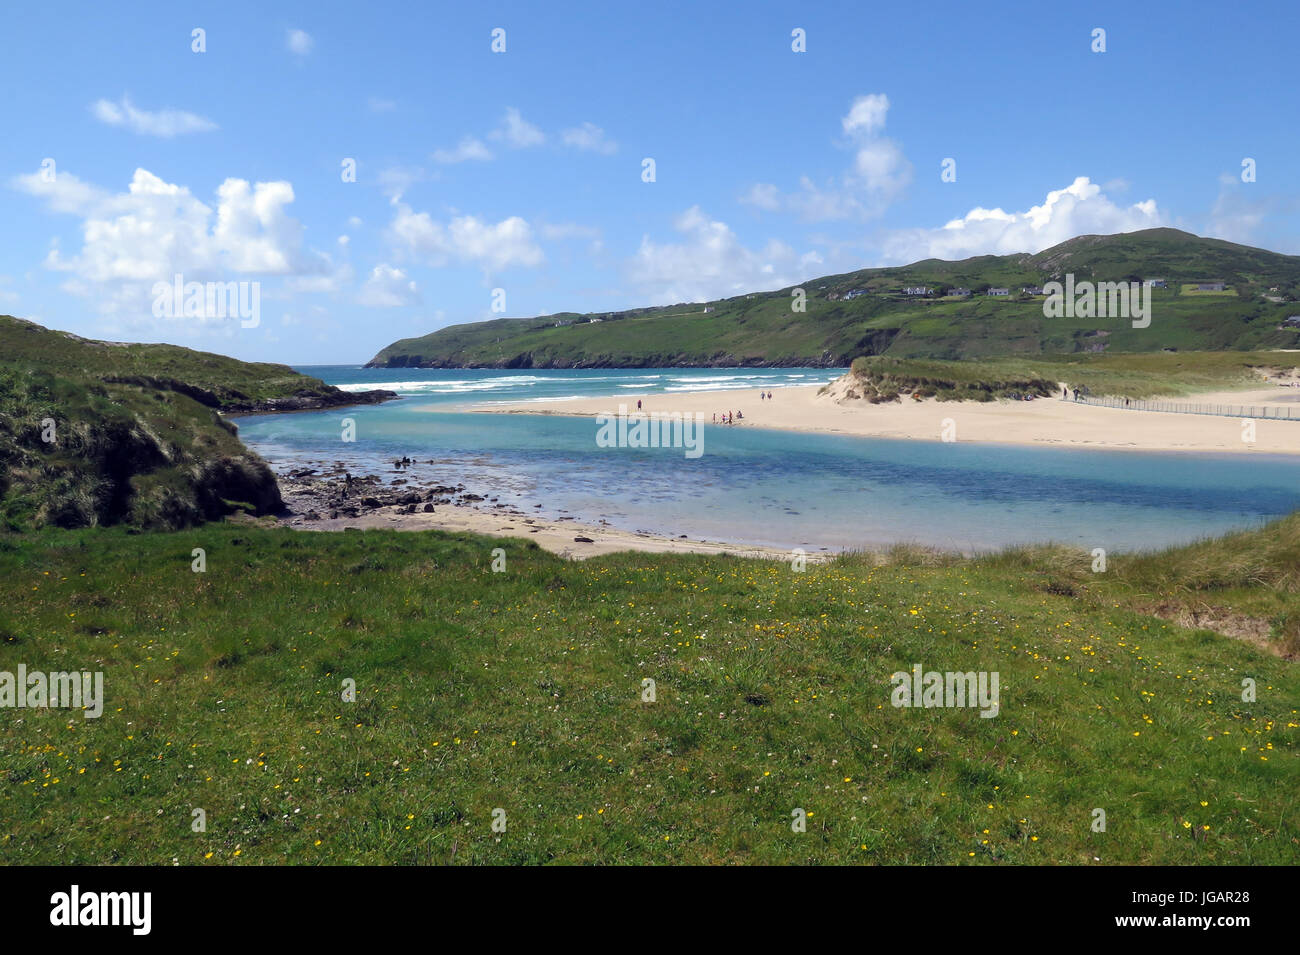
461, 379, 1300, 456
274, 469, 826, 563
285, 500, 821, 562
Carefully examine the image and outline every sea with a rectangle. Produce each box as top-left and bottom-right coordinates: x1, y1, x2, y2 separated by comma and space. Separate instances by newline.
233, 366, 1300, 554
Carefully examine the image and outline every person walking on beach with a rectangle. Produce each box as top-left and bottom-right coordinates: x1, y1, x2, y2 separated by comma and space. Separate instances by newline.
637, 399, 642, 410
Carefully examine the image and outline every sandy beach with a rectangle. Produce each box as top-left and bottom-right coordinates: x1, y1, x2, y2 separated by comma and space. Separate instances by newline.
273, 469, 831, 563
461, 378, 1300, 456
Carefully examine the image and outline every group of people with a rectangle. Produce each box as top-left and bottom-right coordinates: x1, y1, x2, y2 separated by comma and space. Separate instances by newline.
713, 410, 743, 424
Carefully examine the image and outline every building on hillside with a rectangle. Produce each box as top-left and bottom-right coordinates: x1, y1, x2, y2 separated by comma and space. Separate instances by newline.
702, 306, 713, 313
1021, 286, 1045, 295
1195, 280, 1226, 291
902, 286, 930, 296
844, 288, 870, 300
1283, 316, 1300, 328
986, 287, 1010, 297
588, 317, 603, 323
948, 287, 971, 297
1144, 278, 1168, 288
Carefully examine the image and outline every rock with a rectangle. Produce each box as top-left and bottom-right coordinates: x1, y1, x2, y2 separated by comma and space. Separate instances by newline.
360, 496, 382, 508
573, 536, 594, 543
305, 510, 322, 521
422, 503, 434, 513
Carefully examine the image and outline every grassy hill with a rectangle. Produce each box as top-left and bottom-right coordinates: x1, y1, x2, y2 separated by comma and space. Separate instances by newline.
367, 229, 1300, 368
842, 351, 1294, 402
0, 316, 392, 531
0, 518, 1293, 864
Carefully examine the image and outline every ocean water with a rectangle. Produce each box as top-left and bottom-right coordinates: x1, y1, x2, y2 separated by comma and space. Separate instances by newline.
235, 366, 1300, 554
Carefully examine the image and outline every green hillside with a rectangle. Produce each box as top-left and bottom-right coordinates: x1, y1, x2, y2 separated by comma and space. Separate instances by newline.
367, 229, 1300, 368
0, 316, 391, 531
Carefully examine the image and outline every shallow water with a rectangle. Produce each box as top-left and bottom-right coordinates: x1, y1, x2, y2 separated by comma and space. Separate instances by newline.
236, 366, 1300, 553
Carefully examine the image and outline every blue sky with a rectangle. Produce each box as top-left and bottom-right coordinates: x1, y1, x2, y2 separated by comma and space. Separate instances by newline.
3, 0, 1296, 363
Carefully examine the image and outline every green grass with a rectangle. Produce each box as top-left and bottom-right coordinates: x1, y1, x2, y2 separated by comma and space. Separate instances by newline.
0, 521, 1294, 865
0, 314, 347, 409
368, 229, 1300, 368
848, 351, 1292, 400
0, 315, 390, 531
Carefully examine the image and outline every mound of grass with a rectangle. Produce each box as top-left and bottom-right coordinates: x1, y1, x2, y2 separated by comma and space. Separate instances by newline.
849, 351, 1289, 401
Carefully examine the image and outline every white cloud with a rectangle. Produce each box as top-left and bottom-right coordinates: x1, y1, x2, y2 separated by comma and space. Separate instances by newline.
287, 29, 313, 56
880, 176, 1163, 263
431, 137, 494, 164
91, 95, 217, 137
842, 93, 890, 137
11, 166, 340, 322
561, 122, 617, 154
490, 107, 545, 148
739, 183, 782, 212
357, 264, 421, 306
628, 206, 824, 304
388, 205, 544, 271
740, 94, 910, 221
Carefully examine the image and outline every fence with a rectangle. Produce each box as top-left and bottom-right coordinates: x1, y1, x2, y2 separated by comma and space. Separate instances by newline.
1066, 394, 1300, 421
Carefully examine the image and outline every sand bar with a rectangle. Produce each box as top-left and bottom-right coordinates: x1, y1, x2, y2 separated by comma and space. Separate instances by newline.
456, 381, 1300, 456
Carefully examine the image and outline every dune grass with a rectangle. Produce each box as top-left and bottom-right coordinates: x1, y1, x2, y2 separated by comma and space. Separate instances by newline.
849, 351, 1293, 400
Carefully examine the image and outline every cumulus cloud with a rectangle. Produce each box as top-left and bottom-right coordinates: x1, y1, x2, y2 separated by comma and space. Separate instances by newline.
388, 204, 544, 271
879, 177, 1163, 263
357, 264, 421, 306
628, 206, 824, 304
741, 93, 911, 221
432, 136, 493, 164
561, 122, 617, 154
11, 166, 341, 321
490, 107, 545, 148
842, 93, 890, 137
91, 95, 217, 137
287, 29, 313, 56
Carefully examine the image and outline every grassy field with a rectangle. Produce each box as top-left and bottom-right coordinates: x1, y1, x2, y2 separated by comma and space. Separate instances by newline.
847, 351, 1294, 401
368, 229, 1300, 368
1, 521, 1294, 865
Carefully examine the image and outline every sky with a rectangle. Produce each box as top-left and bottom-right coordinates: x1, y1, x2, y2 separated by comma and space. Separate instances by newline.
2, 0, 1297, 364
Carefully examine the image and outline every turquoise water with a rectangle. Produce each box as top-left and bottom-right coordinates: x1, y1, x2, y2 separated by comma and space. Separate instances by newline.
236, 366, 1300, 553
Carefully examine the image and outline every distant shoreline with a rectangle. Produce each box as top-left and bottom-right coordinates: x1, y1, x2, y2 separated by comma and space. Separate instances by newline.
455, 380, 1300, 456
